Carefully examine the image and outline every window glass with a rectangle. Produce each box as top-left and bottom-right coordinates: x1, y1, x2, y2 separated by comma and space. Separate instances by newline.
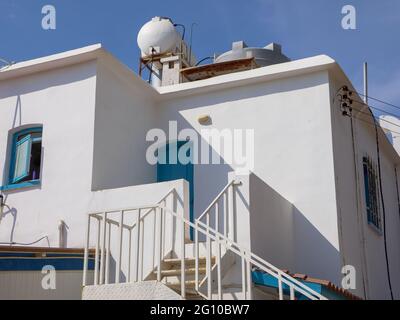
363, 156, 382, 231
10, 128, 42, 185
13, 135, 32, 182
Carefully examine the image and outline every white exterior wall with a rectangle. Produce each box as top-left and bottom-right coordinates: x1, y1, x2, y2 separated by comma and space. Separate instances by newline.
0, 56, 176, 251
2, 47, 399, 299
0, 270, 93, 300
87, 179, 188, 284
0, 61, 98, 248
329, 75, 400, 299
92, 57, 158, 190
157, 70, 342, 284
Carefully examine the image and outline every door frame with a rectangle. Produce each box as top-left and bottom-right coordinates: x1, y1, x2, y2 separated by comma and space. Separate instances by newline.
157, 140, 195, 240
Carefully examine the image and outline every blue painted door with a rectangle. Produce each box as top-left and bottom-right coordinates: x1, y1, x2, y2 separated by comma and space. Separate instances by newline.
157, 141, 194, 239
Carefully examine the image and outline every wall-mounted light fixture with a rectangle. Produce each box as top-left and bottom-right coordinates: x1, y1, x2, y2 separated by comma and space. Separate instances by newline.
198, 114, 212, 125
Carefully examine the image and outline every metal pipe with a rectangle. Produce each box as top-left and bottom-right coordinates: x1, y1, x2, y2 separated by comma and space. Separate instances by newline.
290, 286, 295, 300
278, 275, 283, 300
116, 211, 124, 284
105, 222, 111, 284
135, 209, 141, 282
100, 212, 107, 285
181, 218, 186, 299
246, 256, 252, 300
157, 207, 162, 282
94, 218, 101, 285
216, 236, 222, 300
364, 62, 368, 105
223, 192, 228, 237
128, 228, 132, 283
195, 221, 199, 291
83, 215, 91, 286
206, 214, 212, 300
140, 219, 144, 281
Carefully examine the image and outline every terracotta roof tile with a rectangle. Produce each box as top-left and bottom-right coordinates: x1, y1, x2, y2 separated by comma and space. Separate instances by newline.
286, 272, 362, 300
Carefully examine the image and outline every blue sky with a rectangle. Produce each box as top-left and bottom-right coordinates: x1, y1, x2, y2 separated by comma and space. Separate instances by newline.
1, 0, 400, 114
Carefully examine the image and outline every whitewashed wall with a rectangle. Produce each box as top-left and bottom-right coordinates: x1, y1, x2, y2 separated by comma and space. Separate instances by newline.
329, 76, 400, 299
92, 57, 158, 191
86, 179, 188, 285
0, 57, 176, 252
157, 70, 342, 285
0, 61, 98, 248
0, 270, 93, 300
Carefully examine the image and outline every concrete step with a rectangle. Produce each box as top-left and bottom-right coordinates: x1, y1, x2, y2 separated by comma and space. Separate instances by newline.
155, 267, 206, 277
167, 280, 198, 288
173, 291, 204, 300
163, 257, 215, 267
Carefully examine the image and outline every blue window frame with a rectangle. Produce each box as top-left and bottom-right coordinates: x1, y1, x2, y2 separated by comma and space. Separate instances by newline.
2, 127, 43, 191
362, 156, 382, 232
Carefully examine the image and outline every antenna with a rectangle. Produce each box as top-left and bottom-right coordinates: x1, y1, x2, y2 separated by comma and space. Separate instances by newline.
189, 22, 198, 66
363, 62, 368, 105
0, 57, 15, 70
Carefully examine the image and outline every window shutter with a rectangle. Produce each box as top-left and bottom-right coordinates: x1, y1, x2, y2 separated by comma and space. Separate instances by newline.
12, 134, 32, 183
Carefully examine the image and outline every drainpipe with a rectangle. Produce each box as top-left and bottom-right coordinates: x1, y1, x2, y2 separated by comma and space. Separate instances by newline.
58, 220, 68, 248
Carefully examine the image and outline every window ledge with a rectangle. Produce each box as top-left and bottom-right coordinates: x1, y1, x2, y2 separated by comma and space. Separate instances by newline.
0, 180, 41, 192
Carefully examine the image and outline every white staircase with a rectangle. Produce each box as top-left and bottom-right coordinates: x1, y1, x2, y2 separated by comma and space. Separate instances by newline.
82, 181, 327, 300
158, 257, 213, 300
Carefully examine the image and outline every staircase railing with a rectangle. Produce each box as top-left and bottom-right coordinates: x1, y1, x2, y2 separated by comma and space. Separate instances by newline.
83, 185, 327, 300
83, 189, 177, 287
197, 180, 241, 240
161, 205, 327, 300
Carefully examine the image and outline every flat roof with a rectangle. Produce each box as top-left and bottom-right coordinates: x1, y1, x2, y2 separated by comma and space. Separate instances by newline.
1, 44, 398, 163
0, 44, 103, 81
0, 43, 337, 98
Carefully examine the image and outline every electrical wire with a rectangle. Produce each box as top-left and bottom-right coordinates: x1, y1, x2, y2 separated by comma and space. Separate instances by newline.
339, 96, 400, 135
355, 91, 400, 113
195, 57, 214, 66
395, 167, 400, 220
339, 87, 395, 299
342, 105, 400, 136
174, 23, 186, 41
350, 98, 400, 120
350, 115, 369, 299
0, 236, 50, 247
0, 57, 15, 71
372, 116, 394, 300
345, 117, 395, 299
349, 107, 400, 135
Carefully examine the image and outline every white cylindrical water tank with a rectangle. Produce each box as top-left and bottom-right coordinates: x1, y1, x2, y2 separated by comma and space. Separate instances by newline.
137, 17, 180, 56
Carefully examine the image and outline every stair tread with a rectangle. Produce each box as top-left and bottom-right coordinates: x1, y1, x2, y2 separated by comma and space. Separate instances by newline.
163, 257, 216, 264
155, 267, 206, 276
167, 280, 198, 286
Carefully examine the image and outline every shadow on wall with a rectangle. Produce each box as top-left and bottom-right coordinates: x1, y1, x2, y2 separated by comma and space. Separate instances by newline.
12, 95, 22, 128
0, 63, 96, 100
248, 173, 342, 286
1, 95, 22, 186
0, 194, 18, 244
159, 71, 328, 112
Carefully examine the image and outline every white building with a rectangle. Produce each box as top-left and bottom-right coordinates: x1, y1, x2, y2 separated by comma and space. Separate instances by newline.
0, 17, 400, 300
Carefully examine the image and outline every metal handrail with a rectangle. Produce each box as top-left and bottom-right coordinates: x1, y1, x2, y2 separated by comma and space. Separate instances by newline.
197, 180, 240, 222
83, 186, 327, 300
161, 205, 327, 300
